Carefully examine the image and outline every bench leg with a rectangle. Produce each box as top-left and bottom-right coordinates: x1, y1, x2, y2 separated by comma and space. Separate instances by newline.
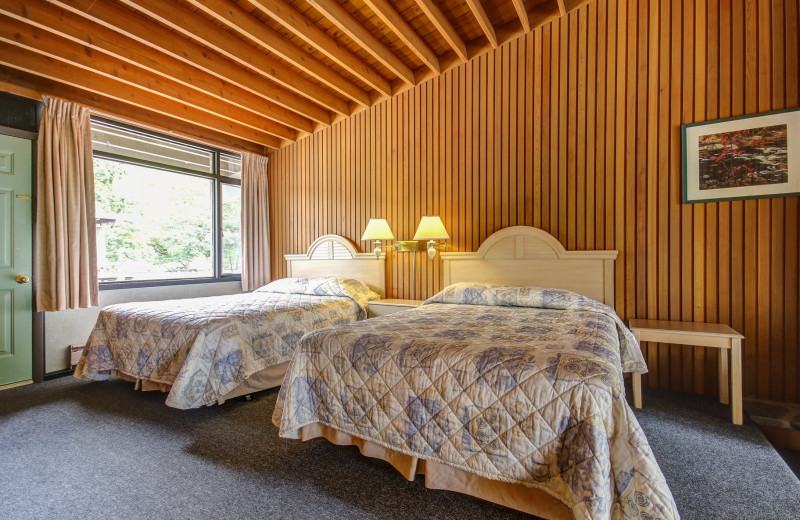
731, 338, 743, 425
631, 330, 643, 409
632, 373, 642, 409
718, 347, 729, 405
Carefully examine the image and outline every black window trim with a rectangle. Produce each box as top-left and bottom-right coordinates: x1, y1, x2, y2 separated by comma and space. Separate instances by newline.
91, 117, 242, 290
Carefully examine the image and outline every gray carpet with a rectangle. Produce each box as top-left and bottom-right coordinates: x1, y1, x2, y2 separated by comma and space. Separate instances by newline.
0, 378, 798, 520
632, 388, 800, 519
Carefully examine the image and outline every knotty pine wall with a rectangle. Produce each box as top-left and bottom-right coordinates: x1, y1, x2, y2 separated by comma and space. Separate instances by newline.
268, 0, 800, 403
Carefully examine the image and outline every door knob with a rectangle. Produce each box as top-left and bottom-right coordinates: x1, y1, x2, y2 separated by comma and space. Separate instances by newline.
15, 275, 30, 284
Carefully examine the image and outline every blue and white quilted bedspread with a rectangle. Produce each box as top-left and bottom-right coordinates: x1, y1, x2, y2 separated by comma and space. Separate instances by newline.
75, 277, 379, 409
274, 282, 678, 520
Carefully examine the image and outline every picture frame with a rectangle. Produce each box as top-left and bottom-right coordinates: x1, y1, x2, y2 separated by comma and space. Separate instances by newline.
681, 107, 800, 203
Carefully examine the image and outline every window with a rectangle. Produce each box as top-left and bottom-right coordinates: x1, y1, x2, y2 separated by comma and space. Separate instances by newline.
91, 118, 241, 286
220, 183, 242, 274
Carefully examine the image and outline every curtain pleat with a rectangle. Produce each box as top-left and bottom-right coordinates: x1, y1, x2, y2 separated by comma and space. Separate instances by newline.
35, 96, 98, 311
241, 152, 271, 291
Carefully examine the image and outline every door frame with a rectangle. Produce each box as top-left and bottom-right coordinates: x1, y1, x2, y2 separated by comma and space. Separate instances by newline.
0, 125, 44, 383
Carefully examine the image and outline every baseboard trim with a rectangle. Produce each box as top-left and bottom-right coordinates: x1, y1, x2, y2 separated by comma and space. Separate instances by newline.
0, 379, 33, 391
44, 369, 73, 381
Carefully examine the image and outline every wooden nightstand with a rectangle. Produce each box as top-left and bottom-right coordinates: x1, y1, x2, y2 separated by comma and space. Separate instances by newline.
367, 299, 424, 317
629, 319, 744, 425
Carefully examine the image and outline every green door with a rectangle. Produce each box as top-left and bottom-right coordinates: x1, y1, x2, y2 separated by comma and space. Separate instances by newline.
0, 134, 33, 387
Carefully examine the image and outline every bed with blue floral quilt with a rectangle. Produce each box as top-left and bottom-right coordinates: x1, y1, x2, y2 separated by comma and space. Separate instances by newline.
74, 277, 379, 409
273, 282, 679, 520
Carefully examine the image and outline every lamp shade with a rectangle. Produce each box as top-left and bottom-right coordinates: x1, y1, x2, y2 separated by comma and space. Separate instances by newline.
413, 216, 450, 240
361, 218, 395, 241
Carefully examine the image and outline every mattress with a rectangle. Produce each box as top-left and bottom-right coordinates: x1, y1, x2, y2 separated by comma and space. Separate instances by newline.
273, 283, 678, 520
74, 277, 379, 409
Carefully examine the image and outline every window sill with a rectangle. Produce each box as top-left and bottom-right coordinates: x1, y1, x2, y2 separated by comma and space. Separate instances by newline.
99, 275, 241, 291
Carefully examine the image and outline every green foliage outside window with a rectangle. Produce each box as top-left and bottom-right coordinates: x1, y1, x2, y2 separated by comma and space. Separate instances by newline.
94, 158, 237, 280
221, 185, 242, 273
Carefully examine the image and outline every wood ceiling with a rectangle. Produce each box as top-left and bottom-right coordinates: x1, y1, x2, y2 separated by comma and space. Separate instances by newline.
0, 0, 589, 153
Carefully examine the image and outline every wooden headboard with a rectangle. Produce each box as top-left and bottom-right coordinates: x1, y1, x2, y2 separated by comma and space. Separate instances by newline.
440, 227, 618, 305
284, 235, 386, 297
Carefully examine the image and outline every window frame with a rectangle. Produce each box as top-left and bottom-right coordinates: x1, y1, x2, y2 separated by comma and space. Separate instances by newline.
91, 117, 242, 290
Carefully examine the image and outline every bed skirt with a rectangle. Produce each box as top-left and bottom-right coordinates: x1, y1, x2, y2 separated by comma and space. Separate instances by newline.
113, 361, 290, 405
297, 423, 573, 520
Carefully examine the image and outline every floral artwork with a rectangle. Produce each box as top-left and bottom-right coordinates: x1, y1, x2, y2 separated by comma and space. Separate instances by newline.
698, 125, 788, 190
682, 107, 799, 203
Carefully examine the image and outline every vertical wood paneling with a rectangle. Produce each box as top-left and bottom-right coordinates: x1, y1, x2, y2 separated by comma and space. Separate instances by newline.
268, 0, 800, 403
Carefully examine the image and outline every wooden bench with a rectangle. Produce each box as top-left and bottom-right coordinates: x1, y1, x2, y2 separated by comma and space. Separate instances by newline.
628, 319, 744, 425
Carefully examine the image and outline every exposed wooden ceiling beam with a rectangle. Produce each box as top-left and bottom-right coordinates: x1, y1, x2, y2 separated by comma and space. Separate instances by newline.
296, 0, 581, 131
510, 0, 531, 32
0, 14, 296, 142
529, 1, 562, 29
465, 0, 498, 48
13, 0, 586, 148
1, 0, 303, 139
396, 3, 576, 111
0, 42, 282, 149
245, 0, 392, 95
186, 0, 370, 107
361, 0, 440, 73
306, 0, 415, 86
0, 67, 268, 154
412, 0, 468, 62
52, 0, 326, 128
563, 0, 592, 11
119, 0, 345, 119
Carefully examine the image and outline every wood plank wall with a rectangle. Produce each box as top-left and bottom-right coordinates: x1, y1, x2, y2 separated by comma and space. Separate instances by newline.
268, 0, 800, 403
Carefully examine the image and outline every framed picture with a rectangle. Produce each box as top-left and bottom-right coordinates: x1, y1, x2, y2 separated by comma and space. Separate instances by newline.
682, 107, 800, 203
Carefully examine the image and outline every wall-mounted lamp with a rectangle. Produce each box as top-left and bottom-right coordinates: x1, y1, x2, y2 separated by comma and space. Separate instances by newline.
361, 216, 449, 299
361, 218, 395, 259
413, 216, 450, 260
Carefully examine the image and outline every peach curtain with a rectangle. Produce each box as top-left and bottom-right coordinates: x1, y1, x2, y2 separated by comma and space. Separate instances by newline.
241, 152, 271, 291
35, 96, 98, 311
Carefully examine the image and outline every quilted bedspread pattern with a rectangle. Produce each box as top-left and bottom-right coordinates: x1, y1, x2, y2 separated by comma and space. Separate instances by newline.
75, 277, 378, 409
274, 284, 678, 520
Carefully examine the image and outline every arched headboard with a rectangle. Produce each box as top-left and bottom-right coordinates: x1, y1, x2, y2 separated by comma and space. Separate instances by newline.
440, 227, 618, 305
284, 235, 386, 297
